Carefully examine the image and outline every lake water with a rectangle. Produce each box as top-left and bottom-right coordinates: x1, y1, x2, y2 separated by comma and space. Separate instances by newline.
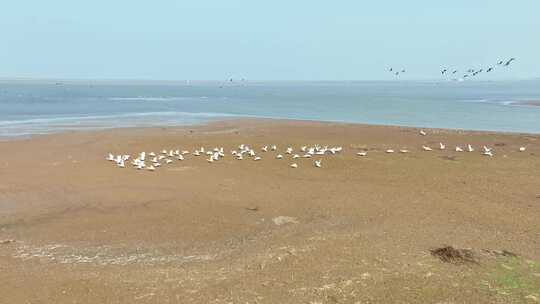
1, 80, 540, 137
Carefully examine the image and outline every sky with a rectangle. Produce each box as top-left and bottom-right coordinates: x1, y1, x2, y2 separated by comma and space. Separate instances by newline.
1, 0, 539, 81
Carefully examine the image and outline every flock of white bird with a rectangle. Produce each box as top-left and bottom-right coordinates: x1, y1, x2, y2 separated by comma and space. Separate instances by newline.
105, 130, 528, 171
106, 143, 341, 171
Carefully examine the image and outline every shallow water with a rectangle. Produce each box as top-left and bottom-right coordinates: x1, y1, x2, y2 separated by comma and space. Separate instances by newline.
1, 80, 540, 137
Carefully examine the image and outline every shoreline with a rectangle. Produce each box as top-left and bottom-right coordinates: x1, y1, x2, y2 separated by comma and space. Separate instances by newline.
2, 116, 540, 143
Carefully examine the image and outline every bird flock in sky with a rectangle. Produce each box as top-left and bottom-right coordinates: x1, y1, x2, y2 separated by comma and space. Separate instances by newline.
106, 130, 528, 171
389, 58, 516, 80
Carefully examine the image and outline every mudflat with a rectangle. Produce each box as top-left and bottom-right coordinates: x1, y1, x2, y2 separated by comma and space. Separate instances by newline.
1, 119, 539, 303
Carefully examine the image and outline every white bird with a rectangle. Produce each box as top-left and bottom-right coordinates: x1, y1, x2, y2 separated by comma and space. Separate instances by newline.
483, 146, 492, 153
519, 146, 526, 152
182, 150, 190, 155
249, 150, 256, 157
166, 159, 173, 164
271, 145, 277, 151
147, 165, 156, 171
106, 153, 115, 161
357, 151, 367, 156
159, 155, 166, 160
161, 150, 167, 154
482, 151, 493, 157
314, 160, 321, 168
151, 157, 158, 163
420, 130, 427, 136
455, 146, 464, 152
439, 143, 446, 150
422, 146, 433, 151
117, 160, 125, 168
149, 152, 156, 157
261, 146, 268, 152
399, 149, 409, 153
303, 154, 312, 158
154, 162, 161, 167
193, 151, 201, 156
139, 152, 146, 161
386, 149, 395, 153
276, 154, 283, 159
467, 144, 474, 152
290, 163, 298, 168
207, 157, 214, 163
237, 155, 244, 160
177, 155, 184, 160
300, 146, 307, 152
292, 154, 300, 159
286, 147, 293, 154
253, 156, 261, 161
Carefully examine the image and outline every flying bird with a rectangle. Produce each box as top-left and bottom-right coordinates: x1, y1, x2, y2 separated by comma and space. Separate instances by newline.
504, 58, 516, 66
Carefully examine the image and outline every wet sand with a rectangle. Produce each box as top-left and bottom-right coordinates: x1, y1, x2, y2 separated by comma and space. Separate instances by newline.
1, 119, 539, 303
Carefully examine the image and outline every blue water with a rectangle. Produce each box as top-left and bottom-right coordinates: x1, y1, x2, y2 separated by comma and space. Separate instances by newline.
1, 80, 540, 137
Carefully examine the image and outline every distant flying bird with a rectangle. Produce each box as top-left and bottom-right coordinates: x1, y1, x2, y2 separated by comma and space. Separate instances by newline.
389, 68, 393, 72
452, 70, 458, 74
504, 58, 516, 66
401, 69, 406, 73
395, 72, 399, 76
441, 69, 448, 75
486, 67, 494, 73
498, 60, 503, 65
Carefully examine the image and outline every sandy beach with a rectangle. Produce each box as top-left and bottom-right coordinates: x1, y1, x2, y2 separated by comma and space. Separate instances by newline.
1, 119, 539, 303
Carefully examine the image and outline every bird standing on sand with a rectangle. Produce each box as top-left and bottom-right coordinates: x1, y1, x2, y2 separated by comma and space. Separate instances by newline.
439, 143, 445, 150
290, 163, 298, 168
422, 146, 433, 151
455, 146, 464, 152
357, 151, 367, 156
467, 144, 474, 152
519, 146, 526, 152
419, 130, 427, 136
314, 160, 321, 168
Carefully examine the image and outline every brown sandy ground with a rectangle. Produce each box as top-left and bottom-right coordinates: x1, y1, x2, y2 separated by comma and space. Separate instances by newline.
0, 119, 539, 303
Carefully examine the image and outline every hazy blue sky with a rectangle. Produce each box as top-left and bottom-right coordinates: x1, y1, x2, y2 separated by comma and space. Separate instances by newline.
1, 1, 538, 80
